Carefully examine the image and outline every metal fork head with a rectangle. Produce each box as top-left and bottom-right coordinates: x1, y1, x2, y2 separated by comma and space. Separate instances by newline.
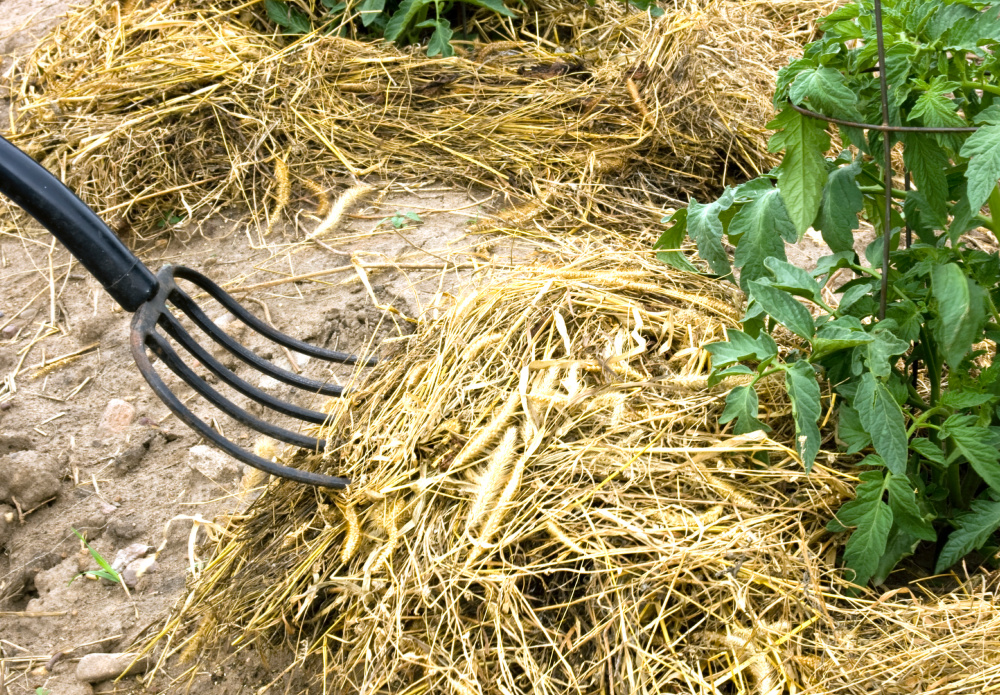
129, 265, 375, 489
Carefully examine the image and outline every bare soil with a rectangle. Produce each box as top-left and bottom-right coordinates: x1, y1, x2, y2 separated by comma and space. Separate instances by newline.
0, 118, 498, 695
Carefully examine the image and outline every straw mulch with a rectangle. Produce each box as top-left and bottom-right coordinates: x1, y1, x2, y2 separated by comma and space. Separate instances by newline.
3, 0, 835, 238
139, 245, 1000, 695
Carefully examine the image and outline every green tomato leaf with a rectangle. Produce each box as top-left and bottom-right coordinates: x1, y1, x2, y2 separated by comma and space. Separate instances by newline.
719, 385, 771, 435
358, 0, 385, 26
687, 193, 736, 278
788, 66, 863, 122
786, 360, 822, 471
768, 107, 830, 237
854, 372, 908, 476
960, 122, 1000, 215
266, 0, 312, 32
887, 474, 936, 541
872, 526, 923, 585
812, 323, 875, 361
815, 160, 862, 253
654, 208, 698, 272
731, 189, 796, 291
837, 402, 871, 454
764, 257, 824, 304
862, 325, 910, 380
834, 469, 893, 587
427, 20, 454, 56
747, 281, 815, 340
935, 497, 1000, 574
902, 133, 950, 223
931, 263, 986, 370
910, 437, 946, 465
884, 42, 917, 106
459, 0, 517, 17
704, 329, 778, 368
947, 425, 1000, 492
384, 0, 428, 41
940, 391, 997, 409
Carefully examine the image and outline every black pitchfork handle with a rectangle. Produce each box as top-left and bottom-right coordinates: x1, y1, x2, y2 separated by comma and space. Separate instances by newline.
0, 135, 158, 312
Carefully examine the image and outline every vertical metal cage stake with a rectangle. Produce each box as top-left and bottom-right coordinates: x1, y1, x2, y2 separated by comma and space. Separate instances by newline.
0, 135, 376, 489
788, 0, 978, 321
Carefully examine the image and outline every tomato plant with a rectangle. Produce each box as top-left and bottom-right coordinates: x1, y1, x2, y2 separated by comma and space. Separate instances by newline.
656, 0, 1000, 586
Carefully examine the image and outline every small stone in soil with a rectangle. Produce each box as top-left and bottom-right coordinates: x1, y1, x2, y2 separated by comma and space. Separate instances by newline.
76, 653, 151, 683
1, 324, 18, 338
97, 399, 136, 434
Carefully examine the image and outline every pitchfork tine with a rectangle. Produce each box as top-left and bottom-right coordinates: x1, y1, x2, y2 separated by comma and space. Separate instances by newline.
0, 134, 367, 489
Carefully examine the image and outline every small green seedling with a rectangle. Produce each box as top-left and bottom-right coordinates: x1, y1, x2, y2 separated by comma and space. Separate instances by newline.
388, 211, 423, 229
70, 528, 123, 586
157, 212, 185, 228
36, 688, 51, 695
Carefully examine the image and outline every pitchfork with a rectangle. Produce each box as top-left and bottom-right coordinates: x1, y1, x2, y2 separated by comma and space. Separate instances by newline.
0, 136, 375, 488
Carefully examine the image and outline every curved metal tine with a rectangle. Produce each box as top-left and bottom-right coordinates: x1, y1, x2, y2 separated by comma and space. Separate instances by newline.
172, 266, 378, 367
130, 339, 349, 489
146, 330, 327, 452
157, 311, 331, 425
166, 286, 346, 397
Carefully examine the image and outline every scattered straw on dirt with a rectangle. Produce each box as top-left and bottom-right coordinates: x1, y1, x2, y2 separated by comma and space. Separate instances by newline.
4, 0, 835, 240
131, 243, 1000, 695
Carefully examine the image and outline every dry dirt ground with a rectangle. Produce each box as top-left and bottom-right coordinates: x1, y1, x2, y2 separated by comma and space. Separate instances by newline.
2, 8, 509, 688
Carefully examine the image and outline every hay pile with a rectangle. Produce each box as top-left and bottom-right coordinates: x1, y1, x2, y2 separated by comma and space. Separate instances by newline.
140, 246, 1000, 694
3, 0, 834, 237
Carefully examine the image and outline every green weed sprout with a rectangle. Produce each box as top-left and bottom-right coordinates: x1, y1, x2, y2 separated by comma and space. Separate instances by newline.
70, 528, 125, 589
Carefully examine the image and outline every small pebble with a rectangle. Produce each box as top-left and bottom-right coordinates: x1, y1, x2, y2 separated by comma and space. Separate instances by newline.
0, 401, 11, 411
97, 399, 136, 434
1, 324, 17, 338
76, 653, 151, 683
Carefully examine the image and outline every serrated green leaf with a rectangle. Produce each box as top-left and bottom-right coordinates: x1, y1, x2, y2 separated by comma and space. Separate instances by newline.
862, 325, 910, 379
459, 0, 517, 17
767, 107, 830, 236
384, 0, 428, 41
931, 263, 986, 369
705, 329, 778, 368
902, 133, 950, 223
910, 437, 946, 465
960, 123, 1000, 215
887, 474, 936, 541
872, 526, 923, 585
941, 391, 997, 409
855, 372, 908, 475
815, 160, 862, 252
786, 360, 822, 470
719, 385, 770, 434
764, 257, 824, 304
926, 3, 978, 41
812, 324, 875, 361
947, 425, 1000, 492
835, 469, 893, 586
788, 67, 864, 122
838, 402, 871, 454
748, 281, 815, 340
731, 190, 796, 291
426, 20, 454, 55
358, 0, 385, 26
266, 0, 312, 32
653, 208, 698, 272
687, 194, 736, 277
884, 42, 917, 106
818, 2, 859, 27
935, 497, 1000, 573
